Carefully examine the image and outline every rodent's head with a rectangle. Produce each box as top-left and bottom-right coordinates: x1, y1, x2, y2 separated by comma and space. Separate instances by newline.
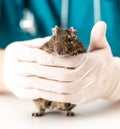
44, 26, 85, 57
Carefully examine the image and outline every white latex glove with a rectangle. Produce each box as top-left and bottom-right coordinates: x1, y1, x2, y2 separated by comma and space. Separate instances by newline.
3, 36, 84, 99
46, 21, 120, 104
3, 21, 120, 104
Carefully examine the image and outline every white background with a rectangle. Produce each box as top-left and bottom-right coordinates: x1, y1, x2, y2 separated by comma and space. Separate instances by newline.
0, 93, 120, 129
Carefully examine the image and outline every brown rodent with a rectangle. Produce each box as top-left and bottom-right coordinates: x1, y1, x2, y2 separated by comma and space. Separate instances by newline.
32, 26, 85, 117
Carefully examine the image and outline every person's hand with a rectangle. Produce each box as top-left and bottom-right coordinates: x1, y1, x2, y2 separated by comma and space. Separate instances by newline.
3, 21, 120, 104
3, 36, 83, 99
46, 21, 120, 104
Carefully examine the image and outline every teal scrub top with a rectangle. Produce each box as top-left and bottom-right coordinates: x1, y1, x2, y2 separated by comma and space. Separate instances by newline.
0, 0, 120, 56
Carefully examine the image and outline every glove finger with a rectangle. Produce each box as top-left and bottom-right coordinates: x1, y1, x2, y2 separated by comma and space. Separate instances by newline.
17, 61, 92, 82
6, 75, 96, 104
15, 55, 96, 94
10, 86, 71, 103
15, 72, 96, 95
7, 43, 50, 62
63, 64, 100, 94
66, 74, 96, 94
17, 62, 78, 82
8, 42, 86, 68
37, 53, 87, 68
22, 36, 51, 48
88, 21, 107, 52
64, 83, 99, 104
65, 58, 96, 86
10, 75, 74, 94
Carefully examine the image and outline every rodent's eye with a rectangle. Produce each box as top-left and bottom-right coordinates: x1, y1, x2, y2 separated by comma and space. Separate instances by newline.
53, 36, 57, 41
72, 36, 76, 39
68, 37, 72, 42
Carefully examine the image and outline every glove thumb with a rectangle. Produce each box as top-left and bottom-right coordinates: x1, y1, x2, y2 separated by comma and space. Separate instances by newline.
88, 21, 109, 52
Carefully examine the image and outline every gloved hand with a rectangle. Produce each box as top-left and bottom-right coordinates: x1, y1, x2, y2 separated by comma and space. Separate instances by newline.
3, 36, 83, 99
3, 21, 120, 104
57, 21, 120, 104
49, 21, 120, 104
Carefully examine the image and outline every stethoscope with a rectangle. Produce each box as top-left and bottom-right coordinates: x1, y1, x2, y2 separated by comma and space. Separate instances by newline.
61, 0, 101, 26
19, 9, 36, 35
19, 0, 101, 35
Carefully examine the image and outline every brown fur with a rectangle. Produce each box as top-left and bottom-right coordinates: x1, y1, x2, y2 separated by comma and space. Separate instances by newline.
32, 26, 85, 117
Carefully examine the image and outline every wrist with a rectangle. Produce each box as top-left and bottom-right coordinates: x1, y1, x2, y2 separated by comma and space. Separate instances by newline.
0, 49, 9, 93
104, 57, 120, 101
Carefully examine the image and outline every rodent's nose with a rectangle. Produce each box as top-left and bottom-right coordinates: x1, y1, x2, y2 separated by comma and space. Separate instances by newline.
54, 45, 69, 55
56, 47, 64, 55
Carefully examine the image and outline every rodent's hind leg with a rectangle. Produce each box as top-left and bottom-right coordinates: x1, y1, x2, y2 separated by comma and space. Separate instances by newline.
32, 109, 45, 117
57, 102, 75, 116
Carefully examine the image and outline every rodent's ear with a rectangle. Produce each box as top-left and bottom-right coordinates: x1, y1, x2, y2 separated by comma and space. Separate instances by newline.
52, 25, 58, 35
69, 27, 77, 36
